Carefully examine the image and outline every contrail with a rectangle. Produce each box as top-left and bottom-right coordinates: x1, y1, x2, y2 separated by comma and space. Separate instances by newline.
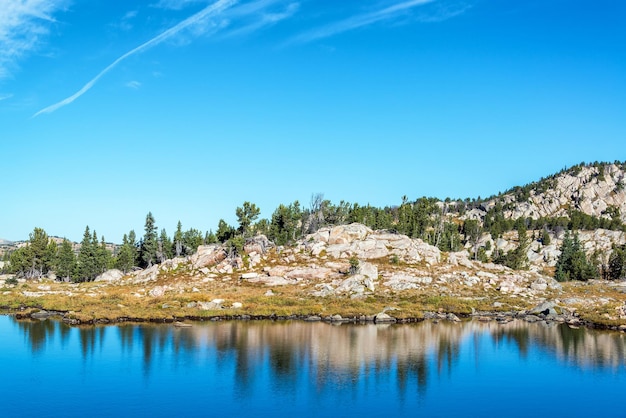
288, 0, 434, 45
33, 0, 238, 117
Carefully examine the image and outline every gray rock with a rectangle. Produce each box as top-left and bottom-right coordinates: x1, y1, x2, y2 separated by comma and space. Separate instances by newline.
148, 286, 166, 297
529, 301, 557, 316
304, 315, 322, 322
95, 269, 124, 283
374, 312, 397, 323
189, 245, 226, 269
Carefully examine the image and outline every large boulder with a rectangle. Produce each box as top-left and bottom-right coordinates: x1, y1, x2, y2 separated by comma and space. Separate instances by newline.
244, 235, 273, 255
95, 269, 125, 283
190, 245, 227, 269
328, 224, 372, 245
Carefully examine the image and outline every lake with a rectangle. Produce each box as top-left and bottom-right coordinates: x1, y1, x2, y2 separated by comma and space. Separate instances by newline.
1, 315, 625, 418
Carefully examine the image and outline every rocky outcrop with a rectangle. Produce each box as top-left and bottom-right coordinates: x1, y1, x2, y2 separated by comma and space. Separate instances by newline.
190, 245, 227, 269
301, 224, 441, 265
474, 163, 626, 222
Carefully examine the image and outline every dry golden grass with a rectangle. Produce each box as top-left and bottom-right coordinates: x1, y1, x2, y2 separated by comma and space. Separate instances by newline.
2, 250, 626, 328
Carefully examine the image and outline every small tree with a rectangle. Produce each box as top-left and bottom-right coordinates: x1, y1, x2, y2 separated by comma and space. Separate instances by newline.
554, 231, 597, 281
236, 202, 260, 237
56, 239, 76, 281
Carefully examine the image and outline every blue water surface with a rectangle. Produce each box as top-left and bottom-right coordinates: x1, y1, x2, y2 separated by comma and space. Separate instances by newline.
1, 316, 625, 418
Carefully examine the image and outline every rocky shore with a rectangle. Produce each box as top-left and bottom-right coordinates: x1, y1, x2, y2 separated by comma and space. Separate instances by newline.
3, 222, 626, 330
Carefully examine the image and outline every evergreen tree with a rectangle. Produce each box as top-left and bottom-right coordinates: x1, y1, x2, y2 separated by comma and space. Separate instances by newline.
115, 233, 137, 274
216, 219, 235, 243
158, 228, 173, 262
555, 231, 597, 281
95, 236, 111, 274
204, 230, 218, 244
8, 227, 56, 279
236, 201, 260, 237
183, 228, 204, 255
77, 226, 97, 281
56, 239, 76, 281
140, 212, 158, 268
462, 219, 482, 260
173, 221, 184, 257
608, 245, 626, 280
508, 222, 530, 270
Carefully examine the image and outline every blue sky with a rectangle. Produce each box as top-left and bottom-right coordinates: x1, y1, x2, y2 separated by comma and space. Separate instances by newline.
1, 0, 625, 242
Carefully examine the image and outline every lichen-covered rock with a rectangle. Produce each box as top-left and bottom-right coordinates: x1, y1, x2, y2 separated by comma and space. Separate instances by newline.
189, 245, 226, 269
95, 269, 124, 283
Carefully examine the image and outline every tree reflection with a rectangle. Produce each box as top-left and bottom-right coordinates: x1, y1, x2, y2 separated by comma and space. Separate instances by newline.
9, 316, 626, 397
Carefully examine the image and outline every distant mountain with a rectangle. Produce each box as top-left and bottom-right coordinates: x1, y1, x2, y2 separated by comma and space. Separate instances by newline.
0, 238, 13, 246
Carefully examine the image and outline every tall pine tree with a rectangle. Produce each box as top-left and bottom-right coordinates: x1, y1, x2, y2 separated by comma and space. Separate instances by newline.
140, 212, 158, 268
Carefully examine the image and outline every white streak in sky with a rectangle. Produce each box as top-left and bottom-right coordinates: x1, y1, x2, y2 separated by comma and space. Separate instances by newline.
33, 0, 238, 117
0, 0, 68, 79
0, 93, 14, 101
288, 0, 435, 45
222, 2, 299, 39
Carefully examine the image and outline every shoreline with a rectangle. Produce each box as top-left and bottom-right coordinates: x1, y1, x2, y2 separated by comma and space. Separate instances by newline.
3, 305, 623, 331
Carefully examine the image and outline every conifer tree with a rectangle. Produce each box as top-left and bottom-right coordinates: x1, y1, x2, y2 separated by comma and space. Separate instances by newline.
77, 226, 96, 281
236, 201, 260, 237
116, 233, 137, 273
158, 228, 173, 262
140, 212, 158, 268
56, 238, 76, 281
173, 221, 184, 257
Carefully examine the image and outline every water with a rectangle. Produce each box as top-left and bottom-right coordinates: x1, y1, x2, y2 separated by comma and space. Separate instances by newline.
2, 315, 626, 418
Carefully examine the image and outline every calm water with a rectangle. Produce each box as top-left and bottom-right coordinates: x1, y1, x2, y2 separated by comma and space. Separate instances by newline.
2, 315, 626, 418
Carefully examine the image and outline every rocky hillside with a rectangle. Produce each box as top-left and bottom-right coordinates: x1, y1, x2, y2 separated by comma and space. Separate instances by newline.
471, 162, 626, 222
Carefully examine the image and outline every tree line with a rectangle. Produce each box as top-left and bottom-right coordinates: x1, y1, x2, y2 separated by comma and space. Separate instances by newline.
4, 187, 626, 283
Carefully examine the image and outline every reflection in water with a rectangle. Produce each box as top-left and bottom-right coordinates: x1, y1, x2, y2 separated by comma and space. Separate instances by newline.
12, 318, 626, 376
6, 316, 626, 416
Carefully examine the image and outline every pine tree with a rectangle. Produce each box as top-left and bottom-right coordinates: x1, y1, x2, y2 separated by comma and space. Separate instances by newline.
56, 239, 76, 281
183, 228, 204, 255
216, 219, 235, 243
173, 221, 184, 257
236, 202, 260, 237
115, 233, 137, 274
555, 231, 597, 281
95, 236, 111, 275
156, 228, 172, 263
8, 227, 55, 279
77, 226, 96, 281
140, 212, 158, 268
608, 245, 626, 280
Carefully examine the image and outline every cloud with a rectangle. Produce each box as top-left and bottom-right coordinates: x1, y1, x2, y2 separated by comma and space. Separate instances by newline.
221, 2, 299, 38
0, 93, 14, 101
287, 0, 436, 45
33, 0, 238, 117
152, 0, 208, 11
125, 81, 142, 89
0, 0, 68, 79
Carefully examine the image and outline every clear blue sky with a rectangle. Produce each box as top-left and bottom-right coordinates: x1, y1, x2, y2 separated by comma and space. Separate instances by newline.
1, 0, 625, 242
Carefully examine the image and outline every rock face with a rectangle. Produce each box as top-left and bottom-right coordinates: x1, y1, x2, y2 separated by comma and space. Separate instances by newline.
301, 224, 441, 265
190, 245, 227, 269
477, 164, 626, 223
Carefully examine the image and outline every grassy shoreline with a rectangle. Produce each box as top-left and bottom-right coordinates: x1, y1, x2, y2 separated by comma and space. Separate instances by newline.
2, 279, 625, 331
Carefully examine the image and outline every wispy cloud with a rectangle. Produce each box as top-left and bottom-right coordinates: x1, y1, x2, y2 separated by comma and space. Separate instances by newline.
0, 0, 68, 79
125, 81, 142, 89
33, 0, 238, 117
0, 93, 14, 101
152, 0, 207, 11
288, 0, 436, 45
221, 2, 299, 39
